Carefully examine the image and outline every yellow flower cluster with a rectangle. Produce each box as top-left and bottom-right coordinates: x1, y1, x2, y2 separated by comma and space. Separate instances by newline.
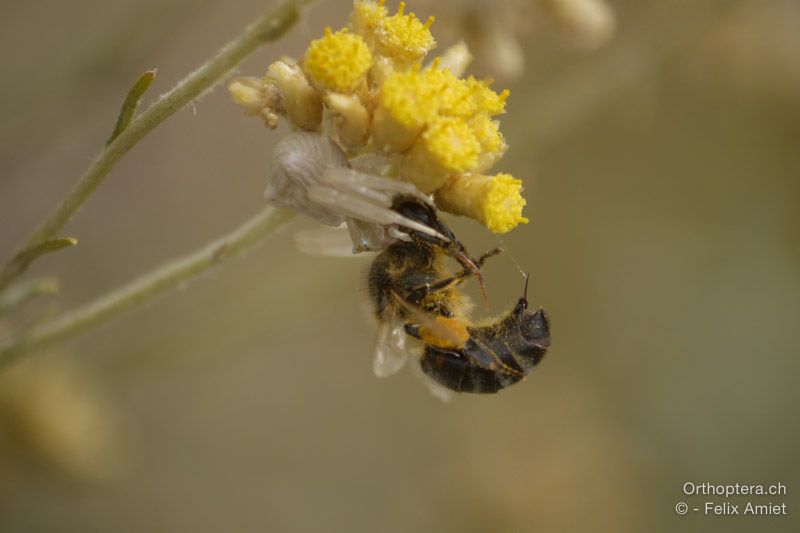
228, 0, 528, 234
374, 60, 510, 193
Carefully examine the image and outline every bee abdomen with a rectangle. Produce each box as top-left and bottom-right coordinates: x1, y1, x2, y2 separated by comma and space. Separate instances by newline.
419, 307, 550, 394
419, 342, 526, 394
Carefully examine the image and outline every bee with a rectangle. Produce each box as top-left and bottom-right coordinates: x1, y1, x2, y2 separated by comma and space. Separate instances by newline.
408, 275, 550, 394
368, 198, 550, 395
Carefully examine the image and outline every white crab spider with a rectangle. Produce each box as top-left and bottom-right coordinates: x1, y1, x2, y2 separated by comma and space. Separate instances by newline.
266, 131, 451, 254
266, 131, 470, 400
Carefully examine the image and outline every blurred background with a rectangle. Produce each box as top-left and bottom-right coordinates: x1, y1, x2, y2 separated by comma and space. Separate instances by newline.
1, 0, 798, 531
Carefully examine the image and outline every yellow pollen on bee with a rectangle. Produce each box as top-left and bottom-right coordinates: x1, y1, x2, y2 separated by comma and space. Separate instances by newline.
420, 316, 470, 350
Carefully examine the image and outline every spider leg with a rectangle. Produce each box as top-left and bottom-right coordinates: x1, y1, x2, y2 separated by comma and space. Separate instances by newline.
323, 167, 431, 205
293, 225, 356, 257
307, 185, 448, 242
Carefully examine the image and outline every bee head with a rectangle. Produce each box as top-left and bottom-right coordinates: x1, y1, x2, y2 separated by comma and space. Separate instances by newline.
515, 274, 551, 348
390, 196, 481, 275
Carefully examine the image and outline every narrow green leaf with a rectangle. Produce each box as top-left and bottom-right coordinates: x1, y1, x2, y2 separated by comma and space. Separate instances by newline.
4, 237, 78, 280
106, 69, 157, 145
0, 277, 60, 316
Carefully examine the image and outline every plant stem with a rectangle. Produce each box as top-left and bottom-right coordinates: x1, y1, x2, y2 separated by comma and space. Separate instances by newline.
0, 208, 296, 370
0, 0, 311, 293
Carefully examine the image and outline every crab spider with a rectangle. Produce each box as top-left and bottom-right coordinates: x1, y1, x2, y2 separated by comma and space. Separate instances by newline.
267, 131, 449, 254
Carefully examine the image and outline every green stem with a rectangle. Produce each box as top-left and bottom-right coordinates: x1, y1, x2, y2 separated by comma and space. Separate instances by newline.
0, 0, 311, 293
0, 208, 296, 370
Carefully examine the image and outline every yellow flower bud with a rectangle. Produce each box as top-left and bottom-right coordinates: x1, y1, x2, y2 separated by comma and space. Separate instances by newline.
303, 27, 373, 93
228, 76, 281, 128
372, 67, 438, 151
351, 0, 389, 47
468, 114, 507, 172
374, 2, 436, 66
435, 172, 528, 233
402, 116, 481, 193
436, 41, 473, 78
266, 60, 322, 130
325, 92, 370, 147
228, 77, 267, 115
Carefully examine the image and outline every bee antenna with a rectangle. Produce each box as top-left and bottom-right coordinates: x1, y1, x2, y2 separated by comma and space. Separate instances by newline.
522, 272, 530, 302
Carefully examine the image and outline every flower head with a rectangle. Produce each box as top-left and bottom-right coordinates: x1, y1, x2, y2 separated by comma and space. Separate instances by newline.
303, 28, 373, 93
229, 1, 529, 234
435, 173, 528, 234
351, 0, 389, 46
372, 2, 436, 66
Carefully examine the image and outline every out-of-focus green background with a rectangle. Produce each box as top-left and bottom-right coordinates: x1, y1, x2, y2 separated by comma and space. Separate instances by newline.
1, 0, 798, 531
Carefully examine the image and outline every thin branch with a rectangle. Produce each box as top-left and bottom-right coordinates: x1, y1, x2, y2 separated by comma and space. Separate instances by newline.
0, 278, 60, 316
0, 208, 296, 370
0, 238, 78, 289
0, 0, 312, 293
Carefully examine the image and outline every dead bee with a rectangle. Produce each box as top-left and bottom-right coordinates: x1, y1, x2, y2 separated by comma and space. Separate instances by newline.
408, 276, 550, 394
367, 200, 550, 395
367, 197, 490, 379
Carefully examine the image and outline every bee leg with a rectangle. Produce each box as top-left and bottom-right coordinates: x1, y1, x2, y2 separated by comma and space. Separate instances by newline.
322, 167, 431, 205
405, 268, 483, 305
405, 248, 503, 307
476, 248, 503, 267
472, 247, 502, 307
417, 248, 502, 298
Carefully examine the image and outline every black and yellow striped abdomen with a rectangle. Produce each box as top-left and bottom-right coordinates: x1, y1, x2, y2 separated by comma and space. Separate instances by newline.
419, 298, 550, 393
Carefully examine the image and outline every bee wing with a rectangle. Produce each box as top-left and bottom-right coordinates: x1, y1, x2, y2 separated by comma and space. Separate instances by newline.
373, 315, 410, 378
292, 225, 356, 257
410, 359, 455, 402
